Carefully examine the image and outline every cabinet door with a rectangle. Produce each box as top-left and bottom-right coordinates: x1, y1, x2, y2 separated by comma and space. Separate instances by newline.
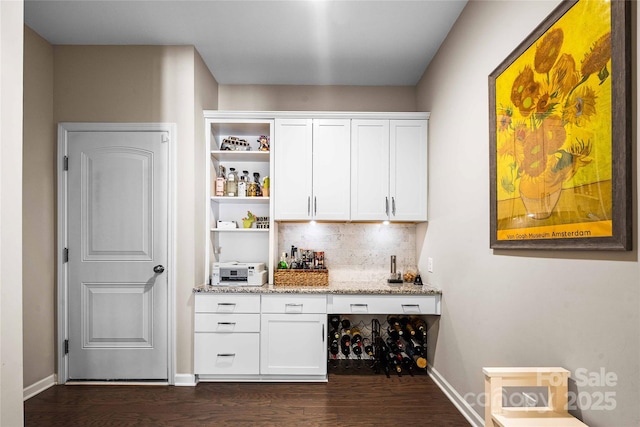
312, 119, 351, 220
351, 120, 390, 220
390, 120, 428, 221
274, 119, 313, 220
260, 313, 327, 376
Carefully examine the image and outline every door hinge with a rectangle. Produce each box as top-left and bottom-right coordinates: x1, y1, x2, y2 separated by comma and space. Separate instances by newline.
64, 339, 69, 355
63, 248, 69, 263
63, 156, 69, 171
161, 133, 170, 143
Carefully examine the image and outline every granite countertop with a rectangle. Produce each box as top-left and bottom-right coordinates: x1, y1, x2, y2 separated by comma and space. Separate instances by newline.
193, 281, 441, 295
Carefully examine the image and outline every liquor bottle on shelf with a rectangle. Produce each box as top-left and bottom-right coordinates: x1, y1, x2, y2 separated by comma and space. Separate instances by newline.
351, 328, 363, 358
277, 252, 288, 269
226, 167, 238, 197
289, 246, 299, 269
237, 170, 249, 197
214, 165, 226, 197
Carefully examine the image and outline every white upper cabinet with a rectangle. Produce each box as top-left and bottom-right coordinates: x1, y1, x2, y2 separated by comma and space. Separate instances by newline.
274, 118, 350, 221
351, 119, 428, 221
390, 120, 428, 221
312, 119, 351, 220
351, 120, 390, 221
274, 119, 313, 220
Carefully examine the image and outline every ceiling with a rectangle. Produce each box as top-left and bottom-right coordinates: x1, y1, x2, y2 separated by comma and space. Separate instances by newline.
24, 0, 467, 86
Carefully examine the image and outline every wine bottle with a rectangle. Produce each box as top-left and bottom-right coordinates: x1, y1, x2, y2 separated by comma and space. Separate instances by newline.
340, 334, 351, 358
363, 337, 374, 357
329, 315, 340, 331
351, 327, 363, 358
399, 315, 416, 337
341, 318, 351, 335
214, 165, 226, 197
410, 316, 427, 340
400, 352, 415, 376
404, 338, 428, 369
329, 329, 340, 359
387, 315, 403, 336
377, 340, 391, 378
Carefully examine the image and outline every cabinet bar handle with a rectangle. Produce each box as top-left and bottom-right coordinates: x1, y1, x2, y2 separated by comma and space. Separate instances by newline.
314, 197, 317, 215
217, 322, 236, 325
350, 303, 369, 313
392, 197, 396, 216
216, 353, 236, 357
284, 303, 303, 313
307, 196, 311, 216
385, 197, 389, 215
401, 304, 421, 313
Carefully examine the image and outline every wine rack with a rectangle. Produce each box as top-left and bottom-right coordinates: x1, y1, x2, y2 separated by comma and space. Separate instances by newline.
327, 314, 429, 377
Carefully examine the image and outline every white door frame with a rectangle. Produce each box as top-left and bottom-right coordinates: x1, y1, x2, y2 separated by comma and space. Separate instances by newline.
57, 122, 177, 384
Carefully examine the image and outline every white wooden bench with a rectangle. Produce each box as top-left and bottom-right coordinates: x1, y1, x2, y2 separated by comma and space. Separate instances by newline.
483, 367, 588, 427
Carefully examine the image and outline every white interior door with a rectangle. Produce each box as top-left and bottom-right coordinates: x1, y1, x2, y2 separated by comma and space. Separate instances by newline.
66, 129, 169, 380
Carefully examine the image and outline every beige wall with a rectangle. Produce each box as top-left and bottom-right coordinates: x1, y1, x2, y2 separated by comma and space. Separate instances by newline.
23, 26, 56, 389
49, 44, 218, 377
1, 0, 25, 424
416, 1, 639, 426
218, 84, 416, 111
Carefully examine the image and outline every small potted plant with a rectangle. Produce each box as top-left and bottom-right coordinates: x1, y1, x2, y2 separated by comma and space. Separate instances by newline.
242, 211, 255, 229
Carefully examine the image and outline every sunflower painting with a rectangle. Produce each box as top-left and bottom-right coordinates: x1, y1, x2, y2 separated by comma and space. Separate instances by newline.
489, 0, 631, 250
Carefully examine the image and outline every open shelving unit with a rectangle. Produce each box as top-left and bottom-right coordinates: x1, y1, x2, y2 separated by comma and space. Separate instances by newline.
204, 114, 276, 285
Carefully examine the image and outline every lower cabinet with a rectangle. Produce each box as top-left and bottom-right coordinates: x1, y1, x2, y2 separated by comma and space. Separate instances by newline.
194, 332, 260, 375
260, 313, 327, 376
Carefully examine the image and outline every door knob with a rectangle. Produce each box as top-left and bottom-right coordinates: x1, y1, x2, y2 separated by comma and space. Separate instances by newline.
153, 265, 165, 274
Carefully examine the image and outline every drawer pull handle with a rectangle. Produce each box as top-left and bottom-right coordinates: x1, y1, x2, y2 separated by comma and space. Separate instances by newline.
217, 303, 236, 313
350, 304, 368, 313
216, 353, 236, 357
216, 321, 236, 332
285, 303, 303, 313
401, 304, 421, 313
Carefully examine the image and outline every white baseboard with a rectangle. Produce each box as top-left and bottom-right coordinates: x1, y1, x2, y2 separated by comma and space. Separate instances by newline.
24, 374, 57, 401
174, 373, 197, 386
428, 366, 484, 427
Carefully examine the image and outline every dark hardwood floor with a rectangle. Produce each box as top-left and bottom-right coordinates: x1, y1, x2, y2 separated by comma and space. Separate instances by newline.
25, 371, 470, 426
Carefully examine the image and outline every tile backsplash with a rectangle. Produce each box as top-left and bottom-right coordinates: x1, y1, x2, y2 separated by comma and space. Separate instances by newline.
278, 223, 416, 283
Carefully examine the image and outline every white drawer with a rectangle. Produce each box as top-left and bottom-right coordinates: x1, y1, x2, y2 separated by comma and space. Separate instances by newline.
194, 313, 261, 333
328, 294, 440, 315
194, 333, 260, 375
261, 294, 327, 314
195, 294, 261, 313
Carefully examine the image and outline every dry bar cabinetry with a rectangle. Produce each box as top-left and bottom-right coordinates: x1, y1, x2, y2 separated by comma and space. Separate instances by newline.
194, 290, 441, 382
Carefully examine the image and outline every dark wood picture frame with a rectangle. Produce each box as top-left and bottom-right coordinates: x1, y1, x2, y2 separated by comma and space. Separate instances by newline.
489, 0, 632, 250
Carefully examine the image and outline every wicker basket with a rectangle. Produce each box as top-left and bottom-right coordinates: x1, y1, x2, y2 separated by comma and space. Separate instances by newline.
274, 269, 329, 287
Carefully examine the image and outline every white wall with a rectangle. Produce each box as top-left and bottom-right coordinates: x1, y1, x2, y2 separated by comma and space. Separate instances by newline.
416, 1, 639, 426
1, 0, 25, 424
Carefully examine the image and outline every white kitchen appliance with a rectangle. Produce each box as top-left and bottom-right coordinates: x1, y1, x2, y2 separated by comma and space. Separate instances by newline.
211, 262, 268, 286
